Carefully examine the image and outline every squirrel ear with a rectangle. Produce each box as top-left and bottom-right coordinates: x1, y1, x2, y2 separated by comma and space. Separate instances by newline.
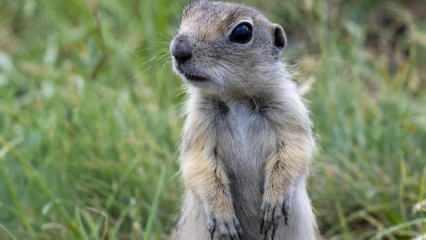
273, 24, 287, 50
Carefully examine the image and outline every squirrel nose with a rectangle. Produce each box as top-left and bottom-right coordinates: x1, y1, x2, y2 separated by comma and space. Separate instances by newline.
172, 36, 193, 64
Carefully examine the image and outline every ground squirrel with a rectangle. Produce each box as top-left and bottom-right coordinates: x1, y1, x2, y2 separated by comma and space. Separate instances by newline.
170, 1, 318, 239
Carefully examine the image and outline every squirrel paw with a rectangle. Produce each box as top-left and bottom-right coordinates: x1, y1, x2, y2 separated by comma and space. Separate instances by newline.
260, 193, 292, 240
207, 213, 242, 240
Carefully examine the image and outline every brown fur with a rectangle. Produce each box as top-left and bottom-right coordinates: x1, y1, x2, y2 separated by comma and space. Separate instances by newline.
170, 1, 319, 239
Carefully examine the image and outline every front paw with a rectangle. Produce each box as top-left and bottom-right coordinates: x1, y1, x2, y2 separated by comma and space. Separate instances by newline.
207, 212, 242, 240
260, 191, 293, 239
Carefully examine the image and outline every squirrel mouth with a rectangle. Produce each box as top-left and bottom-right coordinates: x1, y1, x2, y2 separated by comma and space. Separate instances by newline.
177, 65, 209, 82
183, 73, 208, 82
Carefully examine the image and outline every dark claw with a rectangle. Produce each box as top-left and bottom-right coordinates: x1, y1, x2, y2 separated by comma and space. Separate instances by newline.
261, 202, 275, 236
271, 221, 278, 240
233, 218, 242, 240
260, 202, 270, 234
225, 223, 233, 240
282, 200, 289, 225
208, 214, 242, 240
233, 218, 242, 233
208, 217, 216, 240
226, 221, 241, 240
261, 198, 291, 240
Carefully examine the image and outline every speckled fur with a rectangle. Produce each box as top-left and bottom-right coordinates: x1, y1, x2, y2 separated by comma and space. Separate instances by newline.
170, 1, 318, 239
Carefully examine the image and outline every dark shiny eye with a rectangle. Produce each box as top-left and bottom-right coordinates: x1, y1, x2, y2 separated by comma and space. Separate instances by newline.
229, 22, 253, 44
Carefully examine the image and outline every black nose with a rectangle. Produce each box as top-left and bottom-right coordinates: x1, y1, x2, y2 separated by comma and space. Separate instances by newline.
172, 36, 193, 64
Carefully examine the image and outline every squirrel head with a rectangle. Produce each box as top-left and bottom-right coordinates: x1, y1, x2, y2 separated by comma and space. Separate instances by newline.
171, 1, 288, 97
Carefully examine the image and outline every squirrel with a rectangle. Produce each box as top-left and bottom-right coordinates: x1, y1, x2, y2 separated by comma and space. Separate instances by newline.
169, 1, 318, 239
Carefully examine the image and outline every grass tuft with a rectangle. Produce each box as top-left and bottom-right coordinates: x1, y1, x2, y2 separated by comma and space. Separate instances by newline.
0, 0, 425, 239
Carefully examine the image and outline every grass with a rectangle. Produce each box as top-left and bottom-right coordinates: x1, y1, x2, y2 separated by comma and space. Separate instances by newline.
0, 0, 425, 239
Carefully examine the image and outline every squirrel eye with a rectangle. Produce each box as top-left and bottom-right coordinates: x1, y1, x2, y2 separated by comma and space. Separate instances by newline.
229, 22, 253, 44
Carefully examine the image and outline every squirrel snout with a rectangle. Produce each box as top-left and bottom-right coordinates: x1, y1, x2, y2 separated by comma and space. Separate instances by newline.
172, 35, 193, 64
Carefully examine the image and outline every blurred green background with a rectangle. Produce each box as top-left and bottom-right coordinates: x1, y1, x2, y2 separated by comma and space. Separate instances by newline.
0, 0, 425, 239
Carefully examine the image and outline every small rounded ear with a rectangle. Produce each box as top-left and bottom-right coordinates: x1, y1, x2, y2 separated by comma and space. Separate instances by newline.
273, 24, 287, 49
